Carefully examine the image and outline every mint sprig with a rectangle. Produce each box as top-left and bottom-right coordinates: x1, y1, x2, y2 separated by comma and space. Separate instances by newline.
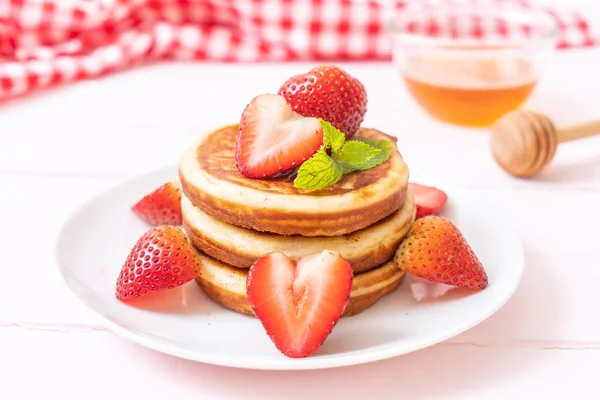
293, 120, 392, 191
293, 147, 344, 189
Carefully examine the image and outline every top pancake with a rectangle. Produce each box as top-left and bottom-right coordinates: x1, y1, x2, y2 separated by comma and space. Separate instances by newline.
179, 124, 410, 236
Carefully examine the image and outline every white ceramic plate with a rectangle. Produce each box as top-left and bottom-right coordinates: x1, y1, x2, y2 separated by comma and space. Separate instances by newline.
56, 166, 524, 370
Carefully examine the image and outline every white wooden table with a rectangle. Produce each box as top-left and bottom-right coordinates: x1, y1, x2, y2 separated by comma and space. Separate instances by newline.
1, 47, 599, 399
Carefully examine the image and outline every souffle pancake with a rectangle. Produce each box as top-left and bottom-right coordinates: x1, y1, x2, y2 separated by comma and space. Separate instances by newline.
181, 191, 416, 274
178, 124, 410, 237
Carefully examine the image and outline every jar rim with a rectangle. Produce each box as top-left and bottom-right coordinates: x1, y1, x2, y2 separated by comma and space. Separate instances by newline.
387, 2, 559, 47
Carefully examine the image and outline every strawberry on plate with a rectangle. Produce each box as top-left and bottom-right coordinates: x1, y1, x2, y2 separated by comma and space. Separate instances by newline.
132, 181, 182, 225
278, 64, 367, 139
246, 250, 353, 358
116, 225, 201, 301
408, 183, 448, 220
395, 216, 488, 290
236, 94, 324, 179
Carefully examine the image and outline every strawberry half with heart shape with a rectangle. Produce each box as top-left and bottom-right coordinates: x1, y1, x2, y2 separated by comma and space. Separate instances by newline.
116, 225, 201, 300
246, 250, 353, 358
408, 183, 448, 220
236, 94, 324, 179
278, 64, 367, 138
132, 181, 182, 226
395, 216, 488, 289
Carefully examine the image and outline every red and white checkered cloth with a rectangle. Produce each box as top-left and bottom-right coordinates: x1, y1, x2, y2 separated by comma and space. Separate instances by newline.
0, 0, 597, 102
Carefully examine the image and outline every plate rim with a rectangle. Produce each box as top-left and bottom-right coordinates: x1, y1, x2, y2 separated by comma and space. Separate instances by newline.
55, 165, 525, 371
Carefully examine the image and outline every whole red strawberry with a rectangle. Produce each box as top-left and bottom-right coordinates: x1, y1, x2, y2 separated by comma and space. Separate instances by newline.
395, 216, 488, 289
278, 65, 367, 138
132, 181, 182, 226
116, 225, 201, 300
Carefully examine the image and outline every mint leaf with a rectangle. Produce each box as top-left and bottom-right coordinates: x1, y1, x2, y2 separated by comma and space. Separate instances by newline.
356, 138, 393, 155
320, 119, 345, 156
339, 140, 381, 167
293, 147, 343, 190
292, 121, 394, 191
350, 139, 393, 169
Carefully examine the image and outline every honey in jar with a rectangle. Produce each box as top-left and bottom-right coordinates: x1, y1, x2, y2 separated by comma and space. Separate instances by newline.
402, 54, 537, 127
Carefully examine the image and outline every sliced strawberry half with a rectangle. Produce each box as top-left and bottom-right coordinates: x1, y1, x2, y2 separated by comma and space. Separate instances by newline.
235, 94, 324, 179
246, 250, 353, 358
408, 183, 448, 220
132, 181, 182, 226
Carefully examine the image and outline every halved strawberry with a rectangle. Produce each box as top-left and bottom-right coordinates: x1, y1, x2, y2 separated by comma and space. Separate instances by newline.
132, 181, 182, 225
278, 64, 367, 138
408, 183, 448, 220
246, 250, 353, 358
116, 225, 201, 300
395, 216, 488, 289
235, 94, 324, 179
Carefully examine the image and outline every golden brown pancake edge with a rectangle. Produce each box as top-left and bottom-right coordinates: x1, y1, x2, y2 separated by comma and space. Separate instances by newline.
179, 124, 410, 237
194, 254, 406, 318
182, 192, 416, 274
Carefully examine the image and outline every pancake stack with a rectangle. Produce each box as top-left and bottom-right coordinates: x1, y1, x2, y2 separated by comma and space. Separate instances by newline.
178, 123, 415, 317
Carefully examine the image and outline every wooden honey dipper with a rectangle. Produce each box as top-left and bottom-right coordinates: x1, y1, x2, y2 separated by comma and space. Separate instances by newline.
490, 110, 600, 177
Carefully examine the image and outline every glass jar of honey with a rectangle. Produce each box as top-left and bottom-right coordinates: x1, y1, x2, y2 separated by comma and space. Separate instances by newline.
389, 2, 558, 127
